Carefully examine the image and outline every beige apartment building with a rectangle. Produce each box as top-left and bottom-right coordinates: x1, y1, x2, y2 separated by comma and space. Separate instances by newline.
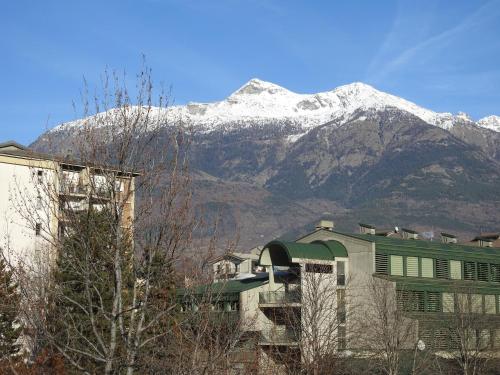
0, 140, 136, 269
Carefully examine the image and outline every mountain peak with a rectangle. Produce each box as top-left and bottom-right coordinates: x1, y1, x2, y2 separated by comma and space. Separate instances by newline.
333, 81, 378, 93
478, 115, 500, 132
230, 78, 290, 97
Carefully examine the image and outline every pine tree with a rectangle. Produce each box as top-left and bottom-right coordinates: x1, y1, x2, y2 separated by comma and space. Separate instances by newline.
0, 255, 22, 359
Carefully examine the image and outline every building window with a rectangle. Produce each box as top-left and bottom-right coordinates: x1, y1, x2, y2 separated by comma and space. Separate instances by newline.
337, 261, 345, 285
427, 292, 441, 312
421, 258, 434, 278
491, 264, 500, 283
36, 195, 42, 209
478, 263, 489, 282
397, 290, 425, 312
37, 170, 43, 183
406, 256, 418, 277
390, 255, 403, 276
485, 295, 496, 314
375, 253, 388, 274
35, 223, 41, 236
338, 326, 346, 350
305, 263, 333, 274
471, 294, 483, 313
436, 259, 449, 279
450, 260, 462, 280
337, 289, 346, 323
442, 293, 454, 313
464, 262, 476, 281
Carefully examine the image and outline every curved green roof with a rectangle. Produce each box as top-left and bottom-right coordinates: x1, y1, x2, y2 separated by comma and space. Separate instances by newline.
311, 240, 348, 257
259, 240, 347, 264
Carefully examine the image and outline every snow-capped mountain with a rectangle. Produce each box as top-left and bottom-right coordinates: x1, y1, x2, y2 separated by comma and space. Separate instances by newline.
33, 79, 500, 249
478, 116, 500, 132
52, 78, 499, 136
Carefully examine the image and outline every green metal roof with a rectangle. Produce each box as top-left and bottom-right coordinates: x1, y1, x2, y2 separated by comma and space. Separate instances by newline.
339, 232, 500, 263
260, 240, 347, 264
178, 277, 268, 297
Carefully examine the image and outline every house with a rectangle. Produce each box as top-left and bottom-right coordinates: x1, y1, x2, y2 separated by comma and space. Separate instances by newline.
0, 141, 136, 268
180, 220, 500, 372
211, 246, 264, 280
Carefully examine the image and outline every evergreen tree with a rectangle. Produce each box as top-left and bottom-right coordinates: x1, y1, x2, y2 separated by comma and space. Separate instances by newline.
0, 255, 22, 359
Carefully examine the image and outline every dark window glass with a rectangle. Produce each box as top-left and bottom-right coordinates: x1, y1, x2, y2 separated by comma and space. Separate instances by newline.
35, 223, 41, 236
305, 264, 333, 273
337, 261, 345, 285
436, 259, 449, 279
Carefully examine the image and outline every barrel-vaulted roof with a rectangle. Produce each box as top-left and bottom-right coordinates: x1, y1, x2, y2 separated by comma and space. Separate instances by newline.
259, 239, 347, 265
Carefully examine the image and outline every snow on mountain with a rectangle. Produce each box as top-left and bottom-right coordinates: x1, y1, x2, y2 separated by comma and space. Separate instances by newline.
52, 78, 496, 136
478, 116, 500, 132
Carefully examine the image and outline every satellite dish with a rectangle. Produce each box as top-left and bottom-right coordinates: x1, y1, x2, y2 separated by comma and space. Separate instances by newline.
417, 339, 426, 351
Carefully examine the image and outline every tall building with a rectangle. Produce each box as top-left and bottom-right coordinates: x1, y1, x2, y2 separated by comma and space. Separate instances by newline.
0, 141, 136, 268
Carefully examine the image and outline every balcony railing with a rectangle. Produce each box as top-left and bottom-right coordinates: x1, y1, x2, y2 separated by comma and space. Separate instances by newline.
259, 291, 301, 305
259, 327, 299, 346
59, 184, 87, 196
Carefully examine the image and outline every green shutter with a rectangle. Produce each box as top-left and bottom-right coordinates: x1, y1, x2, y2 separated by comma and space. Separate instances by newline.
406, 256, 418, 277
390, 255, 403, 276
421, 258, 434, 278
442, 293, 454, 313
450, 260, 462, 280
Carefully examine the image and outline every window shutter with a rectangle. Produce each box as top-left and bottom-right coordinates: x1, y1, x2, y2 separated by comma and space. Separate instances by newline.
464, 262, 476, 281
427, 292, 440, 312
406, 256, 418, 277
450, 260, 462, 280
375, 253, 388, 274
421, 258, 434, 278
390, 255, 403, 276
485, 295, 496, 314
436, 259, 449, 279
478, 263, 489, 282
442, 293, 454, 313
491, 264, 500, 283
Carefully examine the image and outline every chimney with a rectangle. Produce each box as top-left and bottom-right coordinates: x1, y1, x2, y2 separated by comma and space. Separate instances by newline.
401, 228, 419, 240
440, 232, 457, 244
316, 220, 334, 231
359, 223, 376, 235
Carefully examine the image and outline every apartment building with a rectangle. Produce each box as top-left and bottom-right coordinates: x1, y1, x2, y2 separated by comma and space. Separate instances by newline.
181, 220, 500, 372
0, 141, 136, 268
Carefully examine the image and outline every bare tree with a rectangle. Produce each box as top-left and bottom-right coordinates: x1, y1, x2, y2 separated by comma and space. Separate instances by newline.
261, 263, 355, 375
7, 64, 200, 374
429, 289, 499, 375
354, 278, 419, 375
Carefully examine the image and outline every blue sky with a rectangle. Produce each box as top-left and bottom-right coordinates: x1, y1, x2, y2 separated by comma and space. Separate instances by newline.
1, 0, 500, 145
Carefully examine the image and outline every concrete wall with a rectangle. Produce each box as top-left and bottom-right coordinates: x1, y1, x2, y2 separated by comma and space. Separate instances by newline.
0, 157, 56, 269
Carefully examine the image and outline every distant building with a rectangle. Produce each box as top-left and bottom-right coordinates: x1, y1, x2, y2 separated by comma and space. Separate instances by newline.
211, 246, 264, 280
180, 221, 500, 372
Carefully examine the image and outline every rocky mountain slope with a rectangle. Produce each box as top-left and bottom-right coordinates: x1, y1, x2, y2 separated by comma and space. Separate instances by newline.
33, 80, 500, 248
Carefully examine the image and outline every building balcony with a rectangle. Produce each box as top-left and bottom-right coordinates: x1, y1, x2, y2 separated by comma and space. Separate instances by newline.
59, 184, 87, 197
259, 291, 301, 307
259, 327, 299, 346
90, 188, 112, 201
